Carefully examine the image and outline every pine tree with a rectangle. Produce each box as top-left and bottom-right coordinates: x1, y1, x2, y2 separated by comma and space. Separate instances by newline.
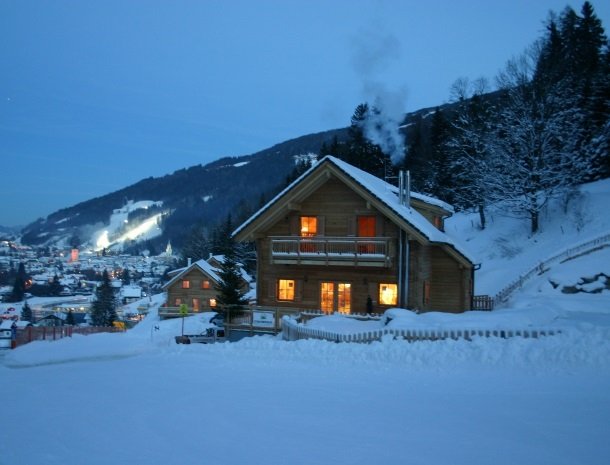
49, 274, 62, 296
90, 270, 117, 326
66, 309, 75, 326
215, 231, 248, 309
9, 262, 28, 302
21, 301, 33, 322
122, 268, 131, 286
426, 108, 454, 201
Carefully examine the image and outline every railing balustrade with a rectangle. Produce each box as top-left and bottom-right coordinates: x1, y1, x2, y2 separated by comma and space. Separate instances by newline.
270, 236, 391, 266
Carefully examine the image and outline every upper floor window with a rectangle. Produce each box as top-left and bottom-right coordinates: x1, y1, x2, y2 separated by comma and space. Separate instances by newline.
181, 280, 190, 289
433, 216, 443, 231
277, 279, 295, 301
300, 216, 317, 237
201, 280, 211, 289
358, 216, 376, 237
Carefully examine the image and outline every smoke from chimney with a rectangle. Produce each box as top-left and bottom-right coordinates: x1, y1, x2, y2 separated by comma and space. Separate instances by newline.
350, 27, 408, 165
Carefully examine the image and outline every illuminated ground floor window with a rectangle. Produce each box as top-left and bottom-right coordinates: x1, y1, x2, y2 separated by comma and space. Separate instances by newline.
278, 279, 295, 301
379, 283, 398, 306
320, 282, 351, 314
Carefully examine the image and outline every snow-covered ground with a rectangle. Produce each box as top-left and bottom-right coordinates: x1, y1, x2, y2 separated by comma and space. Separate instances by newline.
1, 180, 610, 465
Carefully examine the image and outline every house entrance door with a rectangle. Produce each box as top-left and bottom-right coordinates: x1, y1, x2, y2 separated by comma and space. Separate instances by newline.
320, 282, 351, 314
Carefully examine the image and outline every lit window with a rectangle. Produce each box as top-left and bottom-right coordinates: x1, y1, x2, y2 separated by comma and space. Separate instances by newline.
379, 283, 398, 306
320, 282, 334, 313
209, 298, 217, 308
434, 216, 443, 231
174, 298, 182, 306
181, 280, 190, 289
201, 280, 211, 289
278, 279, 295, 301
300, 216, 317, 237
192, 298, 200, 312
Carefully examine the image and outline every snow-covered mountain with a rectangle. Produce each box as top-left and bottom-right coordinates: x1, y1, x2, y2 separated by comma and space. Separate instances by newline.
19, 129, 347, 251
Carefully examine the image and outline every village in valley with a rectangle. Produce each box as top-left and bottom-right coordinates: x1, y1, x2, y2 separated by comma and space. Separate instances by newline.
0, 238, 177, 327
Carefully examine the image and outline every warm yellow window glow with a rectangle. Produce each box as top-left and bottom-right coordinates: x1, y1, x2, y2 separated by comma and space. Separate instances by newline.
209, 298, 217, 308
192, 298, 200, 312
181, 280, 190, 289
201, 280, 211, 289
337, 283, 351, 314
379, 283, 398, 306
320, 282, 334, 313
300, 216, 317, 237
278, 279, 295, 301
320, 282, 351, 314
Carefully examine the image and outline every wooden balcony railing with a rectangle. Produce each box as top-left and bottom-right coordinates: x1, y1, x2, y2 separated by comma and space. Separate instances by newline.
270, 236, 392, 267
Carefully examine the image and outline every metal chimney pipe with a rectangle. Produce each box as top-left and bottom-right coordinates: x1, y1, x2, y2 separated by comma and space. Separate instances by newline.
398, 170, 404, 205
405, 170, 411, 207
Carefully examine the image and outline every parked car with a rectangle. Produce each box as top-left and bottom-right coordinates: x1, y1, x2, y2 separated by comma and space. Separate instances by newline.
175, 326, 226, 344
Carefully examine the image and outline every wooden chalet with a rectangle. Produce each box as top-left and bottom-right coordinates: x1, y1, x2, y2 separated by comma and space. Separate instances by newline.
233, 156, 475, 314
160, 257, 250, 319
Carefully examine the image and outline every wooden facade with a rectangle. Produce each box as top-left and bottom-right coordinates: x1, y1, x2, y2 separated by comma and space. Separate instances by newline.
234, 156, 474, 314
161, 259, 249, 318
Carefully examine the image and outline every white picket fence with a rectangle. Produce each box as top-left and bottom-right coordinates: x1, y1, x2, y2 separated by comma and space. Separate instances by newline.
281, 316, 558, 343
493, 231, 610, 307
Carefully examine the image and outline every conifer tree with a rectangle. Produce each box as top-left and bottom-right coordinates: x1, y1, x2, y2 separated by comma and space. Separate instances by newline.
9, 262, 28, 302
66, 309, 75, 326
49, 274, 62, 296
21, 301, 33, 322
215, 227, 248, 309
90, 270, 117, 326
122, 268, 131, 286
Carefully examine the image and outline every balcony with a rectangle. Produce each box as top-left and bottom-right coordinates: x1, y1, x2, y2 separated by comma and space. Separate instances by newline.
270, 236, 392, 267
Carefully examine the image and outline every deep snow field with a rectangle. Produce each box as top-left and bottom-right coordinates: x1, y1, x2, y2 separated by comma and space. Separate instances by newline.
1, 180, 610, 465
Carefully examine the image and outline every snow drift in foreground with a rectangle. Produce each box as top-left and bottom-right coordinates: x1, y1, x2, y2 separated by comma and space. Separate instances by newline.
2, 305, 610, 465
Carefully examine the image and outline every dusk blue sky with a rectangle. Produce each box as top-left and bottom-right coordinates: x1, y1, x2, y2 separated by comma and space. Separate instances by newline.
2, 0, 609, 228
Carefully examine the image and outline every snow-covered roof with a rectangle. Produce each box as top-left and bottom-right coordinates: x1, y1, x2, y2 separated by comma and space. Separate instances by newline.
162, 259, 222, 290
234, 155, 474, 263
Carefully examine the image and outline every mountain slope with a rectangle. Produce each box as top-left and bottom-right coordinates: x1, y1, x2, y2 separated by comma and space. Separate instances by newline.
19, 128, 348, 251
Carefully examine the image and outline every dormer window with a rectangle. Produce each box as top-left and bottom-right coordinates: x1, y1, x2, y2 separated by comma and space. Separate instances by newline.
433, 216, 444, 231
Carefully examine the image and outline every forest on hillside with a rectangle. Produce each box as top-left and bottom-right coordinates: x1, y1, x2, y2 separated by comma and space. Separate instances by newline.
324, 1, 609, 235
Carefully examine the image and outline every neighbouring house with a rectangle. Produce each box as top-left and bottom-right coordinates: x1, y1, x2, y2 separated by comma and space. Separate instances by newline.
120, 285, 143, 304
160, 257, 251, 319
233, 155, 475, 315
36, 313, 66, 327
